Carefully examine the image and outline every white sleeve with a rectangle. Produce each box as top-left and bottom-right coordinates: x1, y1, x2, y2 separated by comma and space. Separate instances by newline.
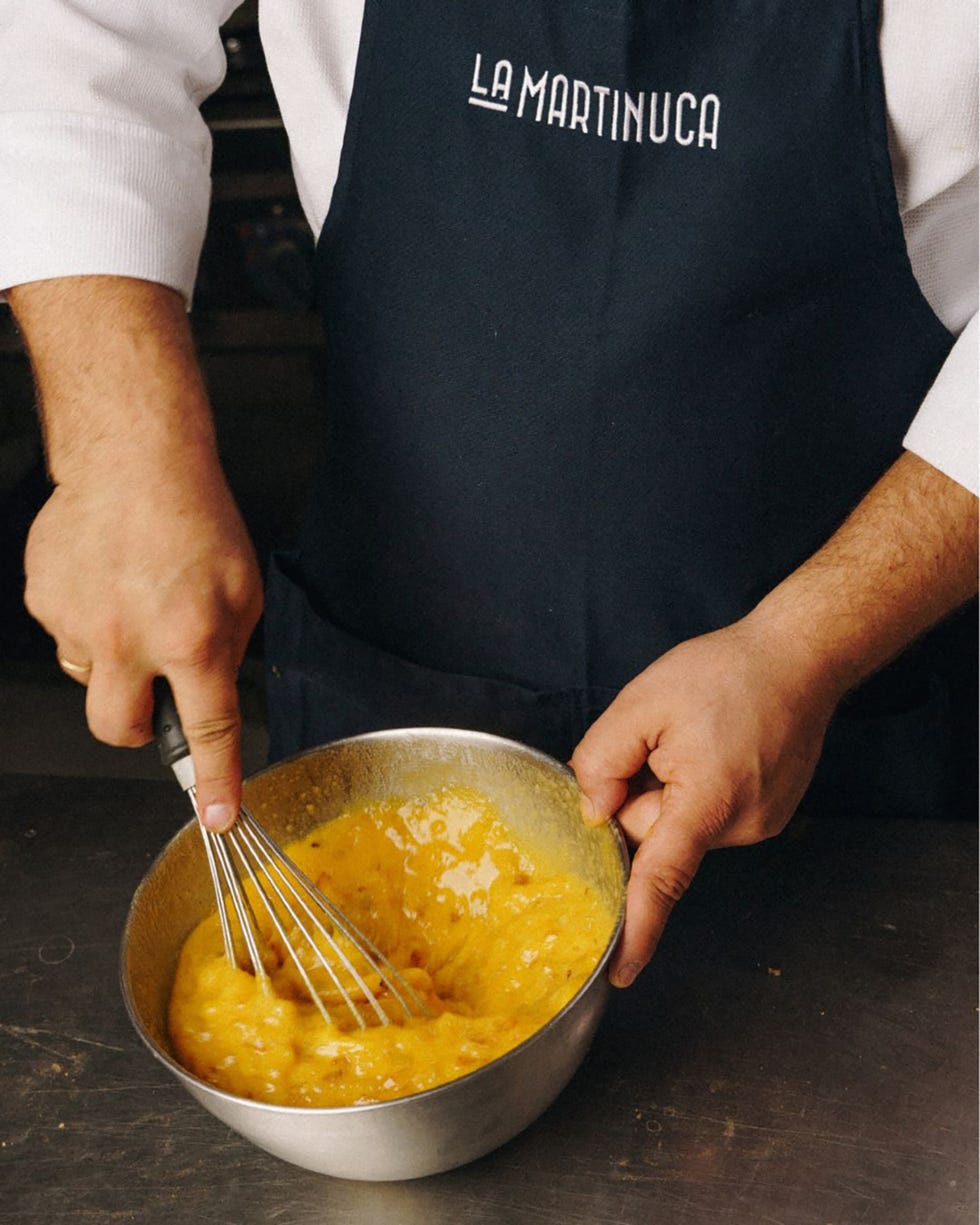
883, 0, 979, 495
903, 314, 978, 494
0, 0, 239, 304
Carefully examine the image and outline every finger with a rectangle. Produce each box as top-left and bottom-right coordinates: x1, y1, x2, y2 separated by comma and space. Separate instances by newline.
571, 690, 662, 826
609, 786, 712, 987
168, 666, 242, 833
85, 663, 155, 747
57, 652, 93, 685
615, 785, 665, 846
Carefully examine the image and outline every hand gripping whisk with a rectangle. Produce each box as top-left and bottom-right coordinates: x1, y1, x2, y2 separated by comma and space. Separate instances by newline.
153, 681, 429, 1030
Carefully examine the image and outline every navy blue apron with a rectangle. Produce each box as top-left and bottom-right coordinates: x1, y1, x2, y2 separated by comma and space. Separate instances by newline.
265, 0, 963, 817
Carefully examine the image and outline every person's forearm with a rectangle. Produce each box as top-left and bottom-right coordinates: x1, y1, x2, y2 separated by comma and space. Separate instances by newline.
746, 451, 979, 702
11, 274, 262, 831
8, 275, 216, 481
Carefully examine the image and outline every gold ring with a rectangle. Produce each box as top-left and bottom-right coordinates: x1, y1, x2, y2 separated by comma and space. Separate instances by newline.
58, 657, 92, 676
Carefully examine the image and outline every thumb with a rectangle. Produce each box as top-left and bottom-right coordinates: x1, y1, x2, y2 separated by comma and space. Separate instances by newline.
609, 782, 714, 987
168, 670, 242, 833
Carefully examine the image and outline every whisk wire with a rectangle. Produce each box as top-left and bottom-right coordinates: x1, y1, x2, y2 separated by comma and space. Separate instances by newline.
192, 793, 271, 984
232, 811, 384, 1029
198, 811, 270, 986
192, 799, 429, 1029
217, 835, 273, 978
199, 824, 236, 965
237, 811, 429, 1024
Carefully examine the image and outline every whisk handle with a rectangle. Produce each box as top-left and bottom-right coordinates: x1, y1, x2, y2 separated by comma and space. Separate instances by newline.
152, 677, 190, 769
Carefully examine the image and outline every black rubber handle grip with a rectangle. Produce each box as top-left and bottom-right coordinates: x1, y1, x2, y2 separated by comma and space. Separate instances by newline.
152, 677, 190, 769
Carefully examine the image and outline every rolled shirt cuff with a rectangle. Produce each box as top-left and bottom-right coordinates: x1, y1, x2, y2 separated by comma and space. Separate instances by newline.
0, 112, 211, 305
903, 314, 979, 495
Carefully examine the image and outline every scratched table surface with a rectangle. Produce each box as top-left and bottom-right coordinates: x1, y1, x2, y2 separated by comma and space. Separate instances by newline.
0, 773, 975, 1225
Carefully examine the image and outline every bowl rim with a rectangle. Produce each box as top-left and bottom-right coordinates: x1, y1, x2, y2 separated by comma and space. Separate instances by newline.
119, 725, 629, 1116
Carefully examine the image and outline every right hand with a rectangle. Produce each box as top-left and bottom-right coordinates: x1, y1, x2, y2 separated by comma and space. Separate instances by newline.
10, 275, 263, 831
24, 452, 262, 829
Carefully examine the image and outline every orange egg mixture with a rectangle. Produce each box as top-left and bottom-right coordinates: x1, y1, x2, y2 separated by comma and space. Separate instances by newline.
168, 787, 614, 1107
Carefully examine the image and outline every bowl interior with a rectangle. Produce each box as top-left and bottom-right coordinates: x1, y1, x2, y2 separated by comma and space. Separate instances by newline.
122, 728, 627, 1067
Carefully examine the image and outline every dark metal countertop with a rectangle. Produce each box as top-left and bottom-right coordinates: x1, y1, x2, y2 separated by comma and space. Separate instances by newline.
0, 773, 976, 1225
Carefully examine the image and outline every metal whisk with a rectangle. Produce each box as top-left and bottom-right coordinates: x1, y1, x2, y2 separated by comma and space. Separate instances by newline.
153, 681, 429, 1030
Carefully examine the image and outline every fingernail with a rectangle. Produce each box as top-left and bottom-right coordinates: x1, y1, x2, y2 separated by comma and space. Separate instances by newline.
611, 961, 642, 988
580, 794, 604, 827
202, 802, 236, 834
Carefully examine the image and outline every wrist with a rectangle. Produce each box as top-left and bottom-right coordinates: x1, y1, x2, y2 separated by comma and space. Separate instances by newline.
47, 390, 220, 488
739, 583, 864, 713
11, 275, 217, 482
740, 454, 979, 710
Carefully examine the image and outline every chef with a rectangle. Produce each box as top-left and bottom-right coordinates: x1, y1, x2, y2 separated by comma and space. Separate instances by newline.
1, 0, 976, 987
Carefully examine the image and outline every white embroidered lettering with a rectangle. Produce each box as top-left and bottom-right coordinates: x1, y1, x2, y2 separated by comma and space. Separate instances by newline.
623, 91, 644, 143
569, 79, 590, 134
469, 51, 509, 111
470, 53, 488, 96
648, 92, 671, 143
675, 91, 696, 146
467, 53, 721, 151
698, 94, 720, 148
492, 59, 513, 102
593, 85, 610, 137
548, 74, 569, 126
517, 67, 549, 121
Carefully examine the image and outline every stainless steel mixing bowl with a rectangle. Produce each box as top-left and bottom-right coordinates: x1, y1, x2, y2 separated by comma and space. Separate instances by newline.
120, 727, 628, 1181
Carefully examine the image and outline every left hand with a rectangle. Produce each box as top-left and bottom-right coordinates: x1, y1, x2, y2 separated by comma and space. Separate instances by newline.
570, 616, 841, 987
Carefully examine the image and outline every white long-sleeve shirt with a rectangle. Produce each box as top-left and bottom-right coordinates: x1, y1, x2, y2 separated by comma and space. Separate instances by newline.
0, 0, 976, 492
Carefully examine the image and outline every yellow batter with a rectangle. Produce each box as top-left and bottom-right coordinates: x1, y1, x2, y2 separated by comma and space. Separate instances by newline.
168, 786, 614, 1107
